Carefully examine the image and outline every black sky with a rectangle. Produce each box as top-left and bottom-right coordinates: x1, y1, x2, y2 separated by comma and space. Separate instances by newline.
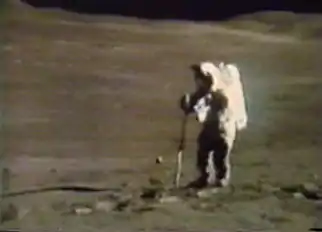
21, 0, 322, 21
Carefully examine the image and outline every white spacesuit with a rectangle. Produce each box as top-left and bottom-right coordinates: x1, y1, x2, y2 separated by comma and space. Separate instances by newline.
180, 61, 248, 188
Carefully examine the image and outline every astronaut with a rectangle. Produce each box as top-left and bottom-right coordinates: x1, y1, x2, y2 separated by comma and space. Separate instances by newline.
179, 61, 247, 189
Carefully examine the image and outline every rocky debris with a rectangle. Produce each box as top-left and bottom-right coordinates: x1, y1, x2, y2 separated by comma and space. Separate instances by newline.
93, 191, 142, 213
114, 197, 156, 213
94, 200, 115, 213
0, 203, 19, 222
301, 183, 322, 200
259, 183, 280, 193
140, 187, 164, 201
116, 193, 134, 203
158, 196, 181, 204
133, 205, 156, 213
114, 185, 184, 211
279, 185, 299, 194
148, 177, 165, 188
280, 182, 322, 200
196, 188, 219, 198
99, 191, 133, 203
114, 198, 133, 212
302, 183, 320, 194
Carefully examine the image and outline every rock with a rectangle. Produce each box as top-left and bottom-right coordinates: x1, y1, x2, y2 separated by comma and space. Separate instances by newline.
99, 192, 122, 201
140, 187, 163, 200
103, 192, 133, 202
74, 207, 93, 215
156, 156, 163, 164
301, 183, 322, 200
134, 205, 156, 213
95, 201, 115, 213
260, 183, 280, 193
107, 192, 135, 212
196, 188, 219, 198
70, 203, 94, 216
158, 196, 181, 204
118, 193, 133, 201
293, 192, 305, 199
302, 183, 320, 193
280, 185, 301, 194
115, 199, 132, 212
148, 177, 164, 187
0, 203, 19, 222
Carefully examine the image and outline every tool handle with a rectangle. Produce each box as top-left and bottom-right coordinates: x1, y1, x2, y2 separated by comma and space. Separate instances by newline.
174, 150, 183, 188
174, 114, 188, 188
178, 114, 188, 150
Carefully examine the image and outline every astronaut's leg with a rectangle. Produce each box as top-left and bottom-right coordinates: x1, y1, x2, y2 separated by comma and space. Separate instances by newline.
196, 144, 211, 187
186, 139, 210, 189
213, 139, 232, 187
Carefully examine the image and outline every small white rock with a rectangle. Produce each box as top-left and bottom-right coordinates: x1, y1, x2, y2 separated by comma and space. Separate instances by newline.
159, 196, 181, 204
196, 188, 219, 198
95, 201, 115, 213
293, 192, 304, 199
74, 207, 93, 215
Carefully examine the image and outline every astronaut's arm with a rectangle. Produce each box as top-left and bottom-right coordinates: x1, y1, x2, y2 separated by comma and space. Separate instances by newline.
179, 93, 194, 115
